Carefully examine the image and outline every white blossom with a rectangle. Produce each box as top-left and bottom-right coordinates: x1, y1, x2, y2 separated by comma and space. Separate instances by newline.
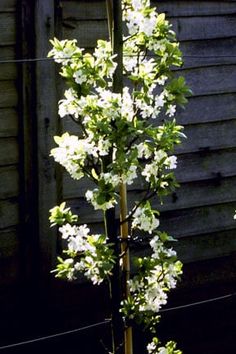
132, 204, 159, 233
73, 69, 87, 84
122, 165, 138, 185
58, 88, 79, 118
85, 189, 117, 211
166, 104, 176, 117
166, 155, 177, 169
154, 93, 165, 109
147, 341, 156, 353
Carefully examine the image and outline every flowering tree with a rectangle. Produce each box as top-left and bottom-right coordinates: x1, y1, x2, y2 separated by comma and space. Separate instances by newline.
48, 0, 190, 353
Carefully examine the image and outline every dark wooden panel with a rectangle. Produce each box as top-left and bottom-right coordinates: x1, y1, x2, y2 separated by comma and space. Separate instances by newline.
0, 257, 20, 285
179, 65, 236, 97
153, 177, 236, 212
0, 0, 16, 8
62, 1, 236, 21
62, 1, 106, 20
0, 166, 19, 199
63, 20, 109, 48
133, 228, 236, 264
0, 81, 17, 108
0, 108, 18, 137
177, 93, 236, 125
0, 46, 15, 60
175, 229, 236, 263
176, 120, 236, 153
0, 138, 18, 166
157, 1, 236, 17
63, 15, 236, 45
66, 199, 236, 238
35, 0, 61, 273
160, 202, 236, 238
0, 63, 17, 80
63, 148, 236, 201
0, 228, 19, 259
64, 148, 236, 202
176, 149, 236, 183
65, 176, 236, 217
180, 38, 236, 69
171, 15, 236, 41
0, 199, 19, 229
0, 13, 16, 45
62, 94, 236, 135
63, 175, 96, 199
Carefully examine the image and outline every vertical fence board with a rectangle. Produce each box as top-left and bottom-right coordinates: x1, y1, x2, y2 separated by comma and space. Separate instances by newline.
35, 0, 58, 276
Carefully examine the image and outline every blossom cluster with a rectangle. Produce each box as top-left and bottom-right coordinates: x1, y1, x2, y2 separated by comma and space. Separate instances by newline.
50, 204, 115, 284
132, 202, 159, 234
48, 0, 190, 351
147, 338, 182, 354
121, 234, 182, 330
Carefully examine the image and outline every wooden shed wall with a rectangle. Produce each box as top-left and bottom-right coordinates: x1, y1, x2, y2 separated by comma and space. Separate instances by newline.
59, 0, 236, 269
0, 1, 236, 352
0, 0, 20, 288
0, 0, 236, 296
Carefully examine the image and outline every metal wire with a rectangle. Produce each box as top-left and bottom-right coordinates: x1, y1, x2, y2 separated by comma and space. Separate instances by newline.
0, 319, 111, 351
0, 54, 236, 64
0, 291, 235, 350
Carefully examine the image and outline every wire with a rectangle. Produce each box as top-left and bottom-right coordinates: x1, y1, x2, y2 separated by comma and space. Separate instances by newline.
0, 319, 111, 351
0, 57, 54, 64
160, 292, 236, 313
0, 291, 235, 350
0, 54, 236, 64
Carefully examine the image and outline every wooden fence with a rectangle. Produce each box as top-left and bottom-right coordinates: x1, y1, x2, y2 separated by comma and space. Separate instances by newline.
0, 0, 236, 350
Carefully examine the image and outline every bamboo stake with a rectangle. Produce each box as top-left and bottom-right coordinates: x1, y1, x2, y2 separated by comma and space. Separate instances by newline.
120, 183, 133, 354
112, 1, 133, 353
106, 1, 133, 353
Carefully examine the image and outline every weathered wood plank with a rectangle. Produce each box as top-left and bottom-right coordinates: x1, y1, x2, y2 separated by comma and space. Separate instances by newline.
176, 120, 236, 154
62, 1, 107, 20
63, 20, 109, 48
63, 148, 236, 203
0, 257, 20, 285
65, 199, 236, 238
156, 1, 236, 17
171, 15, 236, 42
0, 46, 15, 60
176, 149, 236, 183
179, 65, 236, 97
0, 138, 18, 165
35, 0, 60, 273
160, 202, 236, 238
63, 175, 96, 199
0, 228, 19, 259
0, 81, 17, 108
175, 229, 236, 263
64, 175, 236, 216
0, 63, 17, 80
134, 228, 236, 265
177, 93, 236, 125
180, 38, 236, 69
0, 13, 16, 45
0, 0, 16, 8
0, 199, 19, 229
0, 108, 18, 137
62, 15, 236, 46
152, 177, 236, 212
62, 1, 236, 21
0, 166, 19, 199
62, 93, 236, 133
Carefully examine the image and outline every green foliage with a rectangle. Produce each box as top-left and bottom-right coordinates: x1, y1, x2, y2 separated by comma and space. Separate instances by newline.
49, 202, 78, 226
48, 0, 190, 352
